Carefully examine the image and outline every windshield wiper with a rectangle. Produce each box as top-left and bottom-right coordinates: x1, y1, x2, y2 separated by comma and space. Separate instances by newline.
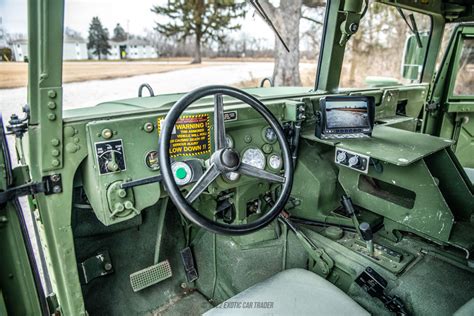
396, 7, 423, 48
249, 0, 290, 52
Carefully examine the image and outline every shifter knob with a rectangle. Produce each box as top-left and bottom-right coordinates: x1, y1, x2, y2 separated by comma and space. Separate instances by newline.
359, 222, 373, 241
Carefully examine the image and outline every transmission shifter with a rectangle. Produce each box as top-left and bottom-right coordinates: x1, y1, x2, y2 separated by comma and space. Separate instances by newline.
359, 222, 374, 257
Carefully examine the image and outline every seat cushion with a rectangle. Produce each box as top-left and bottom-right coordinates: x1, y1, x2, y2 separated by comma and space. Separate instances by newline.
204, 268, 369, 316
464, 167, 474, 184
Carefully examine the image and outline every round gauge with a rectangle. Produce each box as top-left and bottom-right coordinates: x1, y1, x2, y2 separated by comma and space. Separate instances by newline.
262, 126, 277, 144
242, 148, 266, 170
172, 161, 193, 186
145, 150, 160, 170
225, 134, 234, 148
225, 172, 240, 182
268, 154, 282, 170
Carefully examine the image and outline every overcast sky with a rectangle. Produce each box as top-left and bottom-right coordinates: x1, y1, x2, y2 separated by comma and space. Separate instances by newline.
0, 0, 275, 39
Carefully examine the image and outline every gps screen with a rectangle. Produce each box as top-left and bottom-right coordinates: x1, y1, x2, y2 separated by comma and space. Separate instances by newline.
325, 100, 369, 129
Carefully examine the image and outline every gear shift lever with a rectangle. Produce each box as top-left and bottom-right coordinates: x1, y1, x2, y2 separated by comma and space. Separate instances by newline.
341, 195, 361, 237
359, 222, 374, 256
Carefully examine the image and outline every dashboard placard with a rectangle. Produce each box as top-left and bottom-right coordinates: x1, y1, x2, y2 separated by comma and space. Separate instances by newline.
158, 114, 211, 157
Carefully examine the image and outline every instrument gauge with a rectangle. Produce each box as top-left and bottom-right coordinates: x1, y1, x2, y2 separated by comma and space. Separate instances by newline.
262, 126, 277, 144
225, 134, 234, 148
242, 148, 266, 170
145, 150, 160, 171
172, 161, 193, 186
268, 154, 282, 170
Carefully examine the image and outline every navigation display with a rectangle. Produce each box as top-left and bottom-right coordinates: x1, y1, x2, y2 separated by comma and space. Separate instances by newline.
325, 100, 369, 129
315, 96, 375, 139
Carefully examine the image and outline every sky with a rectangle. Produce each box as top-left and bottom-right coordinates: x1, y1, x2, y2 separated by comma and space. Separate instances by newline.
0, 0, 275, 40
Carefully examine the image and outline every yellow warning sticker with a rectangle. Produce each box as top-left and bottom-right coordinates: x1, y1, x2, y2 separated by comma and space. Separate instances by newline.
158, 114, 211, 157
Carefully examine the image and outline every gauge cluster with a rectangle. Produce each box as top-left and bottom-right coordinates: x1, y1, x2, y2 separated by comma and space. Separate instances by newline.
82, 105, 286, 226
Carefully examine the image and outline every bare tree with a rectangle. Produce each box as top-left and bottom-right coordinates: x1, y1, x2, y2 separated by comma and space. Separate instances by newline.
258, 0, 325, 86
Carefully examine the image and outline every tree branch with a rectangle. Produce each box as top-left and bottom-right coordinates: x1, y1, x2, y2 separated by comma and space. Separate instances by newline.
301, 15, 323, 25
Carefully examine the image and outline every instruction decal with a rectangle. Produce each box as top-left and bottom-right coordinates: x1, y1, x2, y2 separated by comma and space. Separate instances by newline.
158, 114, 211, 157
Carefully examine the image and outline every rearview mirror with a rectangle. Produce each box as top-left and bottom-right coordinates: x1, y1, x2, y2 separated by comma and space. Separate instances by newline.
401, 33, 429, 81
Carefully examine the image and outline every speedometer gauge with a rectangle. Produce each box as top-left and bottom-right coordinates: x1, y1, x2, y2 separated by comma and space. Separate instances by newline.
242, 148, 266, 170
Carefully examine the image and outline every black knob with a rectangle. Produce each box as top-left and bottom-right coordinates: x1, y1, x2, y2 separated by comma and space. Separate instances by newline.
359, 222, 373, 241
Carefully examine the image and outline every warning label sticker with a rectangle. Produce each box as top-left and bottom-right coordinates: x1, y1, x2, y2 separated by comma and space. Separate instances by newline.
158, 114, 211, 157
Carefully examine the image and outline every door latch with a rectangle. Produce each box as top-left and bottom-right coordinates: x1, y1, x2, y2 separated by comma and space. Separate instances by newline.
0, 174, 63, 204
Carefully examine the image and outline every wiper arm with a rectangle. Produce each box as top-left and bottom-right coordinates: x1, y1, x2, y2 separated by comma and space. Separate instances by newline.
249, 0, 290, 52
396, 7, 422, 48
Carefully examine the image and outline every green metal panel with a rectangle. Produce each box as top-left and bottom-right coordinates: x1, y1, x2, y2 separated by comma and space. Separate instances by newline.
339, 158, 454, 243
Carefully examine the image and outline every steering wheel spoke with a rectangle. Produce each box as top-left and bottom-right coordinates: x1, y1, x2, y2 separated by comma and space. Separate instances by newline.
239, 163, 285, 183
214, 94, 227, 150
185, 164, 221, 204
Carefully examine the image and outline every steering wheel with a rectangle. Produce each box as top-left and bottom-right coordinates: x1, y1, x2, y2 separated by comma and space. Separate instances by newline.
158, 85, 294, 235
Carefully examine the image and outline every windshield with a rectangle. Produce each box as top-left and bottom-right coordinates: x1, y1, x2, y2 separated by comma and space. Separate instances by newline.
339, 2, 432, 89
0, 0, 328, 113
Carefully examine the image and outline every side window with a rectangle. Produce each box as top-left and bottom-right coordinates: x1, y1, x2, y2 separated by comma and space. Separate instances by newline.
339, 3, 431, 89
453, 38, 474, 96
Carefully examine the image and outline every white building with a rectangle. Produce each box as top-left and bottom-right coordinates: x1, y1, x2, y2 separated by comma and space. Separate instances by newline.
11, 34, 88, 62
107, 38, 157, 60
11, 38, 28, 62
63, 34, 88, 60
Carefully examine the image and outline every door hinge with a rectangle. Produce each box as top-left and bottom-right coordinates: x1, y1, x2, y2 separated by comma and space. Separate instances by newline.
0, 174, 62, 204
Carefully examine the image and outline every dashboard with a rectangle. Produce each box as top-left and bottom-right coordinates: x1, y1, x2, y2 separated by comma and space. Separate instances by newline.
81, 102, 295, 226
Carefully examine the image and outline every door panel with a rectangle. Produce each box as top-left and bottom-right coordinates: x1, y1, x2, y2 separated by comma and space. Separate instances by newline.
0, 114, 47, 315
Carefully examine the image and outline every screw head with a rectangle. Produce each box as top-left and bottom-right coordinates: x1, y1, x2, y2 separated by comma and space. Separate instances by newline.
48, 113, 56, 121
52, 159, 60, 167
52, 185, 62, 193
104, 262, 113, 271
48, 101, 56, 109
48, 90, 57, 98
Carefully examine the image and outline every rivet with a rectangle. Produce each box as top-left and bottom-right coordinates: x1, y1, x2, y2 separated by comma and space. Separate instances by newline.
66, 143, 78, 153
52, 159, 60, 167
48, 101, 56, 109
244, 135, 252, 143
64, 126, 75, 137
48, 113, 56, 121
51, 149, 60, 157
48, 90, 57, 98
101, 129, 113, 139
51, 138, 60, 146
74, 137, 80, 143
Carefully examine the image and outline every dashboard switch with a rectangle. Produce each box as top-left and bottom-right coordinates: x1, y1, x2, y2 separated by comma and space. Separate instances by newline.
335, 149, 369, 173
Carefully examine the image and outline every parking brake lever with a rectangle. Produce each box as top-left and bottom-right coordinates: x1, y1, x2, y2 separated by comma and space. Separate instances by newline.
341, 195, 362, 237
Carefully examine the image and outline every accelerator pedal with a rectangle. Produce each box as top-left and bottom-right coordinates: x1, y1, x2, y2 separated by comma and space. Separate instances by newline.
129, 260, 172, 292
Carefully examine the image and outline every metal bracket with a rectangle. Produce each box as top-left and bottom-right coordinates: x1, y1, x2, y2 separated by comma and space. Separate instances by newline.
425, 101, 440, 112
0, 174, 62, 204
356, 267, 409, 315
80, 250, 114, 284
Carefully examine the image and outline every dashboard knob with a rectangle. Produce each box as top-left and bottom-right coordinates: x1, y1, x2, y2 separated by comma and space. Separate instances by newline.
336, 151, 347, 163
348, 155, 360, 167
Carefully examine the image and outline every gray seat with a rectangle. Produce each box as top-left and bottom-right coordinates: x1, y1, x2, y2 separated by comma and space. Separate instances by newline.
204, 268, 369, 316
464, 167, 474, 184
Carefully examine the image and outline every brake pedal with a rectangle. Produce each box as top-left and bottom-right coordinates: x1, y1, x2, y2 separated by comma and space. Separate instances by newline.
129, 260, 172, 292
